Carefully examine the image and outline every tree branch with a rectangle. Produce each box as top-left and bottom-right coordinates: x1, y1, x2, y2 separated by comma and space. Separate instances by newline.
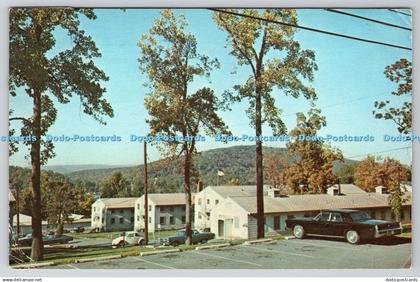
9, 117, 31, 123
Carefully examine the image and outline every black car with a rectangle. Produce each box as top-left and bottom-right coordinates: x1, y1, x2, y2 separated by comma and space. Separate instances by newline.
17, 234, 74, 246
285, 209, 403, 244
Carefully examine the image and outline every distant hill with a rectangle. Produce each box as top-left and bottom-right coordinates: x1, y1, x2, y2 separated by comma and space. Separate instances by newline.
10, 145, 358, 193
63, 145, 357, 192
42, 164, 128, 174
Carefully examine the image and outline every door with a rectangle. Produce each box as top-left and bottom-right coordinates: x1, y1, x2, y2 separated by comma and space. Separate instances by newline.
224, 219, 233, 239
218, 220, 224, 238
309, 212, 333, 235
328, 212, 350, 237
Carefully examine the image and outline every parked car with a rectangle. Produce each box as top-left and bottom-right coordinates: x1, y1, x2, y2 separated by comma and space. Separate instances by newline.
285, 209, 402, 244
17, 234, 73, 246
112, 231, 145, 247
161, 229, 215, 246
70, 226, 85, 233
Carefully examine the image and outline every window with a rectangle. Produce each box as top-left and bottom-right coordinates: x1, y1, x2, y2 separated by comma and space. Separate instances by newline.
401, 210, 405, 220
93, 207, 96, 212
330, 213, 343, 222
137, 216, 140, 221
234, 217, 239, 228
119, 218, 124, 224
182, 206, 185, 211
207, 199, 210, 205
320, 213, 330, 222
137, 204, 140, 210
149, 205, 152, 212
198, 198, 202, 205
206, 212, 210, 219
215, 200, 219, 205
120, 209, 124, 214
131, 217, 134, 223
160, 217, 165, 225
198, 215, 202, 219
111, 218, 115, 224
148, 217, 151, 223
181, 216, 186, 223
169, 206, 174, 212
111, 210, 115, 214
102, 217, 104, 223
274, 216, 280, 230
381, 210, 386, 220
287, 215, 295, 220
169, 216, 175, 225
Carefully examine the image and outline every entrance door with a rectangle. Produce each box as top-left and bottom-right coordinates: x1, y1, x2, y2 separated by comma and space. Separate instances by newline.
224, 219, 233, 239
218, 220, 224, 238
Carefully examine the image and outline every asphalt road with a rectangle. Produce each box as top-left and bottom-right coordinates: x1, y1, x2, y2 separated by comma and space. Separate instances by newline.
46, 236, 411, 269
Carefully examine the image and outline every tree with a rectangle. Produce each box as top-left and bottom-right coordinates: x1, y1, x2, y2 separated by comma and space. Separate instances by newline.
354, 156, 380, 192
263, 151, 288, 189
283, 106, 343, 194
138, 9, 230, 245
100, 172, 130, 198
354, 156, 409, 192
226, 178, 241, 186
41, 174, 77, 235
336, 163, 356, 184
213, 9, 317, 237
9, 8, 113, 260
373, 58, 412, 134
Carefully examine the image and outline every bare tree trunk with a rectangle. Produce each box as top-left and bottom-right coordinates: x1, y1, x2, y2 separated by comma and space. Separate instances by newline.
30, 88, 43, 261
183, 144, 192, 245
255, 79, 265, 239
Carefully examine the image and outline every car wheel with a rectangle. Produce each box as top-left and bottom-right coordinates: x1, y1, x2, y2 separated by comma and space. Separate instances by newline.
118, 241, 126, 247
171, 241, 179, 247
138, 239, 145, 246
293, 225, 305, 239
346, 230, 360, 244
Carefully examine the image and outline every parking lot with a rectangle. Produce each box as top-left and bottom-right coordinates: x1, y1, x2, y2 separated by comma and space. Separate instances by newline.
46, 237, 411, 269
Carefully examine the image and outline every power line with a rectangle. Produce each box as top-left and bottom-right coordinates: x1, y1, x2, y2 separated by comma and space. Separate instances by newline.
388, 9, 412, 17
346, 146, 411, 159
209, 8, 412, 51
325, 8, 411, 31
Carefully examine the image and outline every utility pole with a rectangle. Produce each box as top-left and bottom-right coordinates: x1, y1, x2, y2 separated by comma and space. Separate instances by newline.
15, 186, 20, 236
143, 141, 148, 245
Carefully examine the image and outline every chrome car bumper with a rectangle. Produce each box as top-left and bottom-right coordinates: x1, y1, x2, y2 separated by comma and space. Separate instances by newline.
374, 227, 403, 238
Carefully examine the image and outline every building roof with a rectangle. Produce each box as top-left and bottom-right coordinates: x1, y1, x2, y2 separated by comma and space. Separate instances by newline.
227, 192, 412, 215
208, 185, 272, 197
327, 184, 367, 194
13, 213, 48, 226
140, 193, 192, 206
9, 190, 16, 203
96, 197, 137, 209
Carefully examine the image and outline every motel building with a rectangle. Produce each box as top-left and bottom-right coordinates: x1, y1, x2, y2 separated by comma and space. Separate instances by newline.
91, 197, 137, 232
194, 185, 411, 240
134, 193, 194, 233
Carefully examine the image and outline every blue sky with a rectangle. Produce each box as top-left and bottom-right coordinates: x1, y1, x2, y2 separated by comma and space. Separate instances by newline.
9, 8, 413, 167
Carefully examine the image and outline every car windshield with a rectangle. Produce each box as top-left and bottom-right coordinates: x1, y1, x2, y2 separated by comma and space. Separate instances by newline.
350, 211, 371, 221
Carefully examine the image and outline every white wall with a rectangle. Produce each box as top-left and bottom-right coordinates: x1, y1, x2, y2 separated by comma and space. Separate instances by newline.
194, 188, 224, 231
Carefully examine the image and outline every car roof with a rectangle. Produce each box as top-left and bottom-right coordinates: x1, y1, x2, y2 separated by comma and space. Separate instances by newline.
322, 209, 361, 213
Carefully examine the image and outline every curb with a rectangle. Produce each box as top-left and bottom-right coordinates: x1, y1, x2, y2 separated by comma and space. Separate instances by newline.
243, 238, 273, 245
195, 243, 230, 250
284, 236, 296, 240
75, 255, 121, 263
11, 261, 55, 269
140, 248, 180, 257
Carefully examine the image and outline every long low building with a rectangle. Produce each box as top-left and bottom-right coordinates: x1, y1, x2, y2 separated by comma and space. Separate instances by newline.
210, 186, 412, 240
91, 198, 137, 232
134, 193, 192, 233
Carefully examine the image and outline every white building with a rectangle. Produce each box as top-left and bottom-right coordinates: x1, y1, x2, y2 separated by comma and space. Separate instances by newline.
134, 193, 192, 233
91, 198, 137, 232
210, 187, 412, 240
194, 185, 278, 231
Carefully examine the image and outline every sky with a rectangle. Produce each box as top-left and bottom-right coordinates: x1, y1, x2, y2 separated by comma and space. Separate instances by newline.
9, 8, 413, 167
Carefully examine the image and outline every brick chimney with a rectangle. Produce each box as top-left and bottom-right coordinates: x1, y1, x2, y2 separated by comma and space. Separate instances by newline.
196, 181, 203, 193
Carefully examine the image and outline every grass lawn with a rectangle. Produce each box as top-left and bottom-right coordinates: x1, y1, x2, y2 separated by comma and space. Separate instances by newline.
68, 230, 177, 240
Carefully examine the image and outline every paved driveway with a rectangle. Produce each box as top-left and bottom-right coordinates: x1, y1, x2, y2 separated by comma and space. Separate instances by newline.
47, 237, 412, 269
